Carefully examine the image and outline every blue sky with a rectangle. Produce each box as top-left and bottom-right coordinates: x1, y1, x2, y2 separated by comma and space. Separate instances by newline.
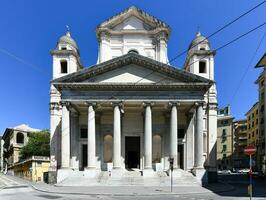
0, 0, 265, 133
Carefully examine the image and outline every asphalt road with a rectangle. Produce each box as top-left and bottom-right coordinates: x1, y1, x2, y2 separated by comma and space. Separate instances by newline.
0, 174, 266, 200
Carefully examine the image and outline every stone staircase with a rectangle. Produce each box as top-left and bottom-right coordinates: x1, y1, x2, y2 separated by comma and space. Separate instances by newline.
57, 169, 199, 187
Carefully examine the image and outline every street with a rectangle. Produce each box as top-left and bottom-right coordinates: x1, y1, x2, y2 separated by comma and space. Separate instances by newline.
0, 174, 266, 200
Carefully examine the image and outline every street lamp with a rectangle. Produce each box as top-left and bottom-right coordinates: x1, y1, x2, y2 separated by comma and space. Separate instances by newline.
168, 157, 174, 192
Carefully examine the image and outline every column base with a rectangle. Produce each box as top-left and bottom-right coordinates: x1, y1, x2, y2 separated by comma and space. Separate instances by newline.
84, 168, 101, 178
170, 168, 184, 178
111, 168, 124, 177
142, 168, 155, 177
192, 167, 208, 186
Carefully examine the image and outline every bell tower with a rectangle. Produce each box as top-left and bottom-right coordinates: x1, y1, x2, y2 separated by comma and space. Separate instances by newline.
184, 32, 215, 80
51, 31, 82, 80
185, 32, 218, 178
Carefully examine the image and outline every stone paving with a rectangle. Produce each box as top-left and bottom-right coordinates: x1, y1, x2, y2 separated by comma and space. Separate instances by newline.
0, 173, 234, 196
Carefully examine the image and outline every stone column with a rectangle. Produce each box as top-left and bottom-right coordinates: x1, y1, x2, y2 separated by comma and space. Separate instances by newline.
194, 103, 204, 168
87, 103, 96, 169
71, 111, 79, 169
61, 102, 70, 168
144, 103, 153, 169
113, 103, 121, 169
170, 102, 179, 169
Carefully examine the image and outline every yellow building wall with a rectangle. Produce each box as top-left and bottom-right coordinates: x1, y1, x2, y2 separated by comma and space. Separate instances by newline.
13, 160, 50, 182
246, 103, 259, 146
31, 161, 50, 182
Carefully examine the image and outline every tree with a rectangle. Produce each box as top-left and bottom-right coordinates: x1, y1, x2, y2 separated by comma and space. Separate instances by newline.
19, 130, 50, 160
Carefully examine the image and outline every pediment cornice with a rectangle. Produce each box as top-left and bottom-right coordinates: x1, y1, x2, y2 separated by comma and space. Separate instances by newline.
51, 53, 214, 85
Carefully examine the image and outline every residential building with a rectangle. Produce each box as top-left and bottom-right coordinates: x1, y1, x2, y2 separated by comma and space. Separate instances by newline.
11, 156, 50, 182
233, 119, 249, 169
246, 102, 259, 146
217, 106, 234, 170
49, 6, 218, 184
255, 53, 266, 173
2, 124, 40, 171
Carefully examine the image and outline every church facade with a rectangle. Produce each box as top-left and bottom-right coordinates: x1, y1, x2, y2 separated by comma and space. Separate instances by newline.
49, 6, 218, 184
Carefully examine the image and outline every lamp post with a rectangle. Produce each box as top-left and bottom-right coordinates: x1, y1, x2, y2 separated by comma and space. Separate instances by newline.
169, 157, 174, 192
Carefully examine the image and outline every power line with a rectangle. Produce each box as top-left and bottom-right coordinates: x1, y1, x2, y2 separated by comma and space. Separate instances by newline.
155, 22, 266, 84
129, 1, 266, 87
0, 47, 48, 75
168, 0, 266, 64
229, 32, 266, 104
109, 22, 266, 99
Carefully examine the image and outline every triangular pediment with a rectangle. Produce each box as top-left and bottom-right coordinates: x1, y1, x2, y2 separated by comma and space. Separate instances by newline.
112, 16, 153, 31
83, 64, 179, 84
52, 53, 213, 86
98, 6, 169, 31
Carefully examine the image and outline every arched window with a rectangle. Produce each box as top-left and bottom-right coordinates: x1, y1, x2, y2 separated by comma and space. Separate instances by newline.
152, 135, 162, 163
60, 60, 68, 73
199, 61, 206, 73
103, 134, 113, 163
16, 132, 24, 144
128, 49, 139, 54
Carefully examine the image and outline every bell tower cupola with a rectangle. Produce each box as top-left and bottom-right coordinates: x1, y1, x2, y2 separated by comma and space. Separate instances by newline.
184, 32, 215, 80
51, 31, 83, 80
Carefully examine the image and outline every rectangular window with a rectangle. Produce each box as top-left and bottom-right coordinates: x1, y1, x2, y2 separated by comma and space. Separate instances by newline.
222, 145, 227, 152
80, 128, 88, 139
199, 61, 206, 73
222, 129, 226, 136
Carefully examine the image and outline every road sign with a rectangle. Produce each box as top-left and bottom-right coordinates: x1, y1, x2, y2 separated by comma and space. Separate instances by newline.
244, 145, 256, 156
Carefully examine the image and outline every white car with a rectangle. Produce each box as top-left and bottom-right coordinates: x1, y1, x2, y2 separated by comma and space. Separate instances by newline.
238, 169, 250, 173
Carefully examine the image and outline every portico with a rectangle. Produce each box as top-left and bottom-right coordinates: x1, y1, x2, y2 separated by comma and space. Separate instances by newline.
58, 98, 205, 174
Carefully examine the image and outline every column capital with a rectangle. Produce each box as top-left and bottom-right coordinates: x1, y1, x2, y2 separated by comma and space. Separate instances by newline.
49, 102, 61, 111
142, 101, 154, 108
60, 101, 71, 109
111, 101, 123, 108
194, 101, 204, 107
168, 101, 180, 107
85, 101, 97, 107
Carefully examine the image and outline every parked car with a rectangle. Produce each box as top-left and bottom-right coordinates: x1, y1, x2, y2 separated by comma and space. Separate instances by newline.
238, 168, 250, 173
218, 170, 232, 174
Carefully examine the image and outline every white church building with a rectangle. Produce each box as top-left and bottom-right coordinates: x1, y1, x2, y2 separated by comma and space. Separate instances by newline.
49, 6, 218, 185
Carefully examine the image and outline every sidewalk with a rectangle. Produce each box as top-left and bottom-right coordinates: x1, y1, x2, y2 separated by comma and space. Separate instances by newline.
31, 182, 234, 196
1, 174, 234, 196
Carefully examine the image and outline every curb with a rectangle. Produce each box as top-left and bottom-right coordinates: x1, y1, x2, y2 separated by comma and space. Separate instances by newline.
30, 184, 235, 196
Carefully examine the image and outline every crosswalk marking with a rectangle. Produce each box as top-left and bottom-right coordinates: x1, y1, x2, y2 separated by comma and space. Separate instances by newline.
0, 175, 21, 187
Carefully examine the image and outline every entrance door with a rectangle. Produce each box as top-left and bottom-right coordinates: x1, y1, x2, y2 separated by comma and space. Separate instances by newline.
82, 144, 87, 170
178, 144, 184, 169
125, 136, 140, 169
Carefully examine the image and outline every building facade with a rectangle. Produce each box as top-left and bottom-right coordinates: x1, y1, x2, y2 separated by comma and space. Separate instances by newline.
11, 156, 50, 182
255, 53, 266, 173
217, 106, 234, 170
49, 6, 218, 184
246, 102, 259, 171
233, 119, 249, 169
2, 124, 40, 171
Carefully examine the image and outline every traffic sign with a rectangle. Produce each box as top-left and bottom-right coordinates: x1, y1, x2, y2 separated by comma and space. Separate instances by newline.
244, 145, 256, 156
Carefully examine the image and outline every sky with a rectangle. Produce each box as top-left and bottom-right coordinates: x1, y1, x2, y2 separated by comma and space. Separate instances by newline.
0, 0, 265, 134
